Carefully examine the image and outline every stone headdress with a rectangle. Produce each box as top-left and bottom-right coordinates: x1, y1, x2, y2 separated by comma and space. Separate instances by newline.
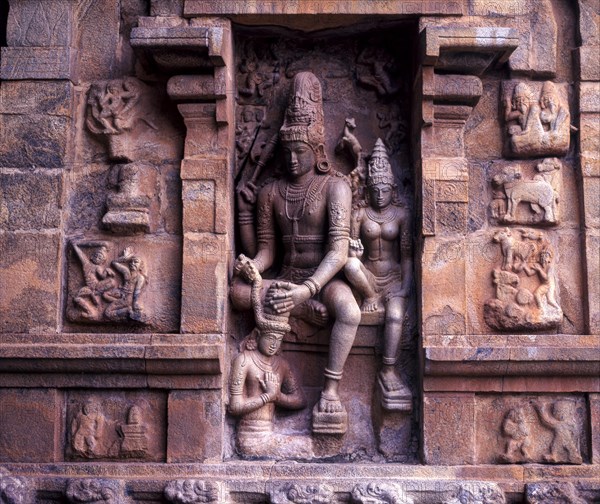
513, 82, 534, 102
279, 72, 325, 149
367, 138, 394, 187
541, 81, 558, 99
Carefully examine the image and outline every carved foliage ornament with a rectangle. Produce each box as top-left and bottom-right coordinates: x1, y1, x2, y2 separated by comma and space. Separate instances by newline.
164, 480, 225, 504
351, 482, 414, 504
0, 474, 30, 504
525, 482, 587, 504
443, 483, 506, 504
65, 479, 127, 504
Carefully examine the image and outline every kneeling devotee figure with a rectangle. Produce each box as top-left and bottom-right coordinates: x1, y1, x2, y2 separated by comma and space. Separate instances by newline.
344, 139, 413, 411
228, 256, 311, 458
232, 71, 360, 434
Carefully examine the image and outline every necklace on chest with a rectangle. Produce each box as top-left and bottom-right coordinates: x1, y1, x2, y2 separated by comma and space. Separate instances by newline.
280, 175, 326, 221
366, 205, 399, 225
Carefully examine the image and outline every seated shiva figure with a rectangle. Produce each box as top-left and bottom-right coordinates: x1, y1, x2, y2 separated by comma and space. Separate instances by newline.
232, 71, 360, 434
228, 256, 310, 458
344, 139, 413, 410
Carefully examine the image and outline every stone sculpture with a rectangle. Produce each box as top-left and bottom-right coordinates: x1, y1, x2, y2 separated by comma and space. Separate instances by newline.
119, 406, 148, 458
351, 482, 414, 504
498, 407, 532, 463
86, 77, 157, 234
344, 139, 413, 410
164, 480, 225, 504
68, 242, 149, 325
71, 400, 109, 459
525, 482, 587, 504
0, 474, 29, 504
271, 483, 335, 504
503, 81, 571, 158
65, 479, 127, 504
491, 158, 561, 225
232, 71, 360, 435
484, 228, 562, 331
533, 400, 583, 464
228, 256, 310, 458
442, 482, 506, 504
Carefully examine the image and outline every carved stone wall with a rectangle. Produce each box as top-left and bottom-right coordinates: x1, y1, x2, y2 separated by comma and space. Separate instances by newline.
0, 0, 599, 502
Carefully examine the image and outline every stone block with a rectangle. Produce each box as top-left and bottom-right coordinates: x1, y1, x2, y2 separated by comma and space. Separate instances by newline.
0, 46, 78, 81
580, 114, 600, 156
0, 171, 63, 230
591, 393, 600, 464
0, 388, 59, 462
583, 177, 600, 228
585, 233, 600, 334
574, 46, 600, 81
0, 114, 70, 169
423, 393, 475, 465
167, 391, 222, 462
578, 0, 600, 46
0, 81, 73, 116
181, 233, 229, 333
0, 232, 60, 333
579, 82, 600, 114
6, 0, 74, 46
150, 0, 184, 16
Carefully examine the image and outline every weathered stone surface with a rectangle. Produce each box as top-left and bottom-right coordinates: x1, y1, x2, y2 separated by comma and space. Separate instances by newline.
6, 0, 74, 46
0, 171, 63, 231
0, 114, 70, 168
0, 232, 60, 333
0, 46, 78, 81
167, 391, 222, 462
591, 394, 600, 464
423, 394, 475, 465
0, 80, 73, 116
0, 388, 59, 462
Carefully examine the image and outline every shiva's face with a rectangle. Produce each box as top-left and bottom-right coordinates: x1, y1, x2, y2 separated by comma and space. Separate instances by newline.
282, 141, 315, 179
258, 332, 284, 356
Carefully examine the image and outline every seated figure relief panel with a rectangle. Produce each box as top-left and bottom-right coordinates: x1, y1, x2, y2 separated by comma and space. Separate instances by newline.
229, 29, 416, 460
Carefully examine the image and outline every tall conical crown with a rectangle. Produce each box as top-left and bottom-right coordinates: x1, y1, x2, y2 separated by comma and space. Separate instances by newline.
279, 72, 325, 147
367, 138, 394, 187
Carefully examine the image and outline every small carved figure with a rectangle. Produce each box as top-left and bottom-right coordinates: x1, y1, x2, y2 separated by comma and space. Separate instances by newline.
377, 110, 407, 153
276, 483, 335, 504
533, 400, 583, 464
443, 483, 506, 504
103, 248, 148, 323
492, 165, 558, 224
484, 229, 562, 331
65, 479, 125, 504
356, 46, 401, 96
119, 405, 148, 457
71, 241, 116, 319
503, 81, 571, 157
351, 482, 414, 504
232, 72, 360, 434
0, 474, 29, 504
336, 117, 362, 170
71, 400, 107, 458
228, 256, 309, 458
164, 480, 223, 504
525, 482, 587, 504
344, 139, 413, 410
498, 407, 532, 463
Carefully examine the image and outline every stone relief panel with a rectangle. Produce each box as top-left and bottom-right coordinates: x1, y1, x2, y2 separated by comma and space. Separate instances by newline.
66, 391, 166, 462
65, 479, 130, 504
442, 482, 506, 504
65, 237, 181, 332
164, 480, 227, 504
231, 25, 416, 455
475, 395, 588, 465
351, 482, 414, 504
525, 482, 587, 504
490, 158, 562, 226
270, 482, 335, 504
502, 80, 572, 158
483, 228, 562, 331
230, 27, 417, 461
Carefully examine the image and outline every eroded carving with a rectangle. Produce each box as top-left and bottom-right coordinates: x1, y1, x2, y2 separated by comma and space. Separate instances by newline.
534, 400, 583, 464
67, 242, 149, 325
484, 228, 562, 331
228, 256, 310, 458
0, 474, 30, 504
498, 407, 532, 463
525, 482, 587, 504
164, 480, 225, 504
351, 482, 414, 504
356, 45, 401, 97
86, 77, 158, 234
232, 71, 360, 435
344, 139, 413, 411
271, 483, 335, 504
424, 305, 466, 335
69, 400, 151, 460
65, 479, 127, 504
442, 483, 506, 504
503, 81, 571, 158
491, 158, 561, 225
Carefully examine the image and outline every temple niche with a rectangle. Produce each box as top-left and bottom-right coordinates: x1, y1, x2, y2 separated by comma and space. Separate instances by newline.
0, 0, 599, 501
230, 28, 417, 461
